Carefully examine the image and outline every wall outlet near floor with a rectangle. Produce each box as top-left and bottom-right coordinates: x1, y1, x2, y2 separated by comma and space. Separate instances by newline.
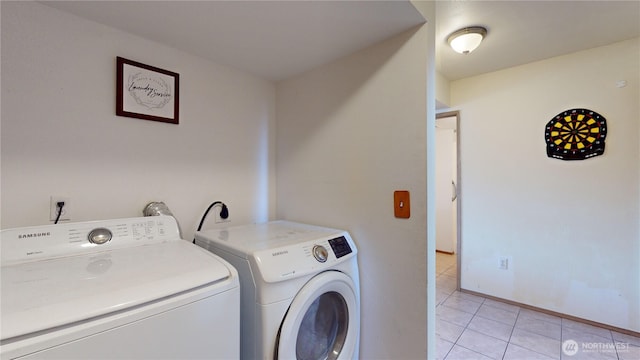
498, 256, 510, 270
50, 196, 71, 221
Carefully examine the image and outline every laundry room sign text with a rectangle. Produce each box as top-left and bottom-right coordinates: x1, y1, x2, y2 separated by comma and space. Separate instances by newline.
116, 57, 180, 124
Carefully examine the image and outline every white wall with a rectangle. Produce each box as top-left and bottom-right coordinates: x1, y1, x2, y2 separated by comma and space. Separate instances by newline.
435, 71, 451, 109
276, 25, 431, 358
451, 38, 640, 331
1, 1, 276, 239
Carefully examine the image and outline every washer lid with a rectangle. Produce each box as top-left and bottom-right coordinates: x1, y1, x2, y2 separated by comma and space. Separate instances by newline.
1, 241, 232, 340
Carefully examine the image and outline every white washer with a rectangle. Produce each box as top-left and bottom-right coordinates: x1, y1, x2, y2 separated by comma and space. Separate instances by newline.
1, 216, 240, 359
195, 220, 360, 360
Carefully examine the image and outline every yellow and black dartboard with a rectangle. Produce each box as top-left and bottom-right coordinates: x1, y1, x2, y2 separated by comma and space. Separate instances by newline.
545, 108, 607, 161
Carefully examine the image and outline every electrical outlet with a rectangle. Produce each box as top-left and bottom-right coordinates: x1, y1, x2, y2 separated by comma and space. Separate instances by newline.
50, 196, 71, 221
214, 212, 230, 223
213, 204, 230, 224
498, 256, 510, 270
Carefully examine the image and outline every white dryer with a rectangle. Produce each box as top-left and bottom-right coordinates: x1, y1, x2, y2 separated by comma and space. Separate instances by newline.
1, 216, 240, 359
195, 221, 360, 360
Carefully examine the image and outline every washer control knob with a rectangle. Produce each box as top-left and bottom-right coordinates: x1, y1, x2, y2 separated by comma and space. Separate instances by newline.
312, 245, 328, 263
88, 228, 112, 245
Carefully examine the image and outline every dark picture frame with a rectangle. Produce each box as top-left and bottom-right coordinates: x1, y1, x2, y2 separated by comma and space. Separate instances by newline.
116, 57, 179, 124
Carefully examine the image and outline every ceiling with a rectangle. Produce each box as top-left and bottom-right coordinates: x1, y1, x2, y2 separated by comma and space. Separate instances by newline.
41, 1, 426, 81
42, 1, 640, 82
436, 1, 640, 81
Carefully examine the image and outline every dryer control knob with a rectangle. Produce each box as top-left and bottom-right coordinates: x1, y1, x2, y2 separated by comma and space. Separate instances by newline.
88, 228, 112, 245
312, 245, 328, 263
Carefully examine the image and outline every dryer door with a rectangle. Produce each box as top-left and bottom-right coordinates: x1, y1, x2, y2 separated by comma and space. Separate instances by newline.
276, 271, 359, 360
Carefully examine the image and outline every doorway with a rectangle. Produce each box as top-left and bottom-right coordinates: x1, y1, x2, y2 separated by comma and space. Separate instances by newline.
435, 111, 460, 289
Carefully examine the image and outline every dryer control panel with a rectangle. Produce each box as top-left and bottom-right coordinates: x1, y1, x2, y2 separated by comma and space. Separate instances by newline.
310, 236, 352, 263
328, 236, 352, 258
253, 233, 357, 283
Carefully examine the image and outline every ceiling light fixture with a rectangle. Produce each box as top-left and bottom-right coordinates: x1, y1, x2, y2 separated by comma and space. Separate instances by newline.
447, 26, 487, 54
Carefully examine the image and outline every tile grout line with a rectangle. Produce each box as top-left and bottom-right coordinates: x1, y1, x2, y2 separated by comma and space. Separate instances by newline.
440, 262, 464, 360
439, 282, 457, 360
454, 344, 497, 360
604, 328, 620, 360
440, 260, 528, 359
437, 262, 460, 360
514, 313, 565, 344
501, 309, 520, 360
513, 311, 562, 360
436, 254, 640, 360
447, 294, 499, 360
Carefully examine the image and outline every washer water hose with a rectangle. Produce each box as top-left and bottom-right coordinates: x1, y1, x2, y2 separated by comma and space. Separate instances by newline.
142, 201, 182, 238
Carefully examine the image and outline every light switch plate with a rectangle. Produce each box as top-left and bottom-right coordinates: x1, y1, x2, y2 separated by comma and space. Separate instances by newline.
394, 190, 410, 218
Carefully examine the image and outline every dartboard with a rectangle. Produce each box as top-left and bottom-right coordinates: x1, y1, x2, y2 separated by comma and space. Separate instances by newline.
544, 108, 607, 161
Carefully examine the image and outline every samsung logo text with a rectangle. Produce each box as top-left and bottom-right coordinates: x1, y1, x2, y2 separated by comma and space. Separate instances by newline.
18, 232, 51, 239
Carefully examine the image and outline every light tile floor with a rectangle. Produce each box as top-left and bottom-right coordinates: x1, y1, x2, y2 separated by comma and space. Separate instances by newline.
435, 252, 640, 360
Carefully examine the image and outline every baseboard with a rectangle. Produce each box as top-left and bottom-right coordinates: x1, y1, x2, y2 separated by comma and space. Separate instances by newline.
460, 288, 640, 338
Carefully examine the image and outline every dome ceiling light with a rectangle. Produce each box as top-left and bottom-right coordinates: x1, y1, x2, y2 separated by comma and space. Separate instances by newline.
447, 26, 488, 54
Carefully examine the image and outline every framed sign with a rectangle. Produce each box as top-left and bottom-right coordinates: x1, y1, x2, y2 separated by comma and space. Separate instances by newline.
116, 57, 179, 124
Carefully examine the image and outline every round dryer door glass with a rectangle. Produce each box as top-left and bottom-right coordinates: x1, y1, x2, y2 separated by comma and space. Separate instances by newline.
276, 271, 359, 360
296, 291, 348, 360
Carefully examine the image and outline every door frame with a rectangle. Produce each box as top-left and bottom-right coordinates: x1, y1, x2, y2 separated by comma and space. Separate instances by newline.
435, 110, 461, 290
